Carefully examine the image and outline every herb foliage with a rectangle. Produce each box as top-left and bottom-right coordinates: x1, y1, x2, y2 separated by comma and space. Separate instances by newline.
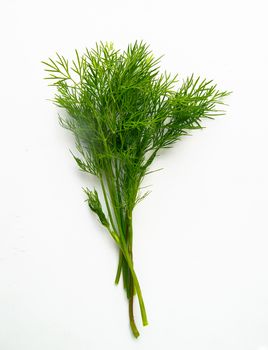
43, 41, 229, 337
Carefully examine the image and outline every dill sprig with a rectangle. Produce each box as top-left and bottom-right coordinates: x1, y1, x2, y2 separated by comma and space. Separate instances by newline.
43, 41, 230, 338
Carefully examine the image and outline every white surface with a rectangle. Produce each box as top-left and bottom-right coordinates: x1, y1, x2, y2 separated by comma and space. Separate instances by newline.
0, 0, 268, 349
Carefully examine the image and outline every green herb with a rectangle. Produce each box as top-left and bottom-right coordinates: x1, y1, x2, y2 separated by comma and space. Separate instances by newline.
43, 41, 230, 338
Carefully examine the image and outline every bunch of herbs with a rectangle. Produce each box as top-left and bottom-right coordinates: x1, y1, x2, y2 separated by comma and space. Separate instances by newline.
43, 41, 229, 337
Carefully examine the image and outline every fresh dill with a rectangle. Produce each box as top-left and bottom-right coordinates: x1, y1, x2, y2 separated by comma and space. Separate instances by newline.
43, 41, 230, 338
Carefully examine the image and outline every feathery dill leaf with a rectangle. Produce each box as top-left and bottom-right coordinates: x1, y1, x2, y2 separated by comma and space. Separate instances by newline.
43, 41, 230, 338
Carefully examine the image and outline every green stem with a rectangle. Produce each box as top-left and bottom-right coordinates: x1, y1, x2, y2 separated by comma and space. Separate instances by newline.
99, 175, 117, 234
115, 251, 123, 284
117, 232, 148, 327
100, 166, 148, 331
125, 212, 139, 337
129, 279, 139, 337
106, 225, 148, 327
113, 159, 125, 284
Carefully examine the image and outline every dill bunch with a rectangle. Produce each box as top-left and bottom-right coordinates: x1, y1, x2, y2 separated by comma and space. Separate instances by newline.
43, 41, 230, 338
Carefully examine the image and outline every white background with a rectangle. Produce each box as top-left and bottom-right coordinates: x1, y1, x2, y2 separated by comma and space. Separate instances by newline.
1, 0, 268, 349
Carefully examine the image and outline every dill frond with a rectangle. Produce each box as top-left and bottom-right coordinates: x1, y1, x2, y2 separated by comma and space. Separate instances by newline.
43, 41, 230, 338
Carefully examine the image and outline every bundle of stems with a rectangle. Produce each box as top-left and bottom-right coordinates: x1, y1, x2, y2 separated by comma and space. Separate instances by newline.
43, 41, 229, 337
